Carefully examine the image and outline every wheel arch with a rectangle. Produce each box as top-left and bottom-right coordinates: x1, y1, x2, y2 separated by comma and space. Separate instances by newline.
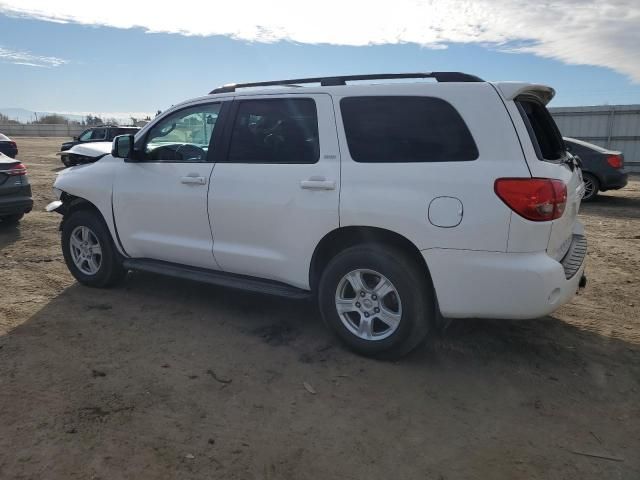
58, 193, 127, 257
309, 226, 432, 292
59, 193, 105, 225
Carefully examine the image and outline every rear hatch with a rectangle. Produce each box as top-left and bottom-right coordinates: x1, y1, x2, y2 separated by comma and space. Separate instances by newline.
504, 86, 584, 261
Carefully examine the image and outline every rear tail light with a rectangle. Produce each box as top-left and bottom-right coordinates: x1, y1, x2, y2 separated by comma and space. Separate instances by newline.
2, 163, 27, 176
9, 141, 17, 149
606, 154, 623, 169
495, 178, 567, 221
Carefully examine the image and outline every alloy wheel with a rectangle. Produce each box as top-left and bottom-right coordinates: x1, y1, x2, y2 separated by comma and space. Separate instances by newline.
335, 269, 402, 341
69, 225, 102, 275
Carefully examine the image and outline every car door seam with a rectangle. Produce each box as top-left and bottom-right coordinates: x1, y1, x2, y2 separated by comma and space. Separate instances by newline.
328, 93, 343, 228
110, 190, 130, 258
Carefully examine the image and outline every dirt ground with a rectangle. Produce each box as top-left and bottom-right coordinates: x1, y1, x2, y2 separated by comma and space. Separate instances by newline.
1, 137, 639, 480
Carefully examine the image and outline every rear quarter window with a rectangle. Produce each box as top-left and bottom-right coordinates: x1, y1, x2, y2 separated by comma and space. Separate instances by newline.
516, 98, 566, 161
340, 96, 478, 163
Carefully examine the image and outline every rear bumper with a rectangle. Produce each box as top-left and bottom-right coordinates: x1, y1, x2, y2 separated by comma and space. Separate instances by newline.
0, 185, 33, 216
599, 170, 628, 191
0, 196, 33, 215
423, 236, 586, 319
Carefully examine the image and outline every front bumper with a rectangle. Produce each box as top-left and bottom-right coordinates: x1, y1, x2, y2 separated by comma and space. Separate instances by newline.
423, 235, 587, 320
45, 200, 64, 213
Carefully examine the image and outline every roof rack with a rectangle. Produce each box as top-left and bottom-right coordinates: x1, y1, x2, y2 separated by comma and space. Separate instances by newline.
209, 72, 483, 94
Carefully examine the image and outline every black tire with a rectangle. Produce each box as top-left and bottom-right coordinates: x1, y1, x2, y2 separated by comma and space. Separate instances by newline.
61, 210, 125, 288
0, 213, 24, 225
318, 244, 434, 359
582, 173, 599, 202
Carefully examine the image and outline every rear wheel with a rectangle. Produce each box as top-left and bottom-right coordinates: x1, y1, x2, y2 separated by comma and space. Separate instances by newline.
61, 210, 125, 287
582, 173, 599, 202
318, 244, 433, 359
0, 213, 24, 225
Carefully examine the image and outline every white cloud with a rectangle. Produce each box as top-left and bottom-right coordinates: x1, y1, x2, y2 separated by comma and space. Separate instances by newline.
0, 46, 67, 67
1, 0, 639, 80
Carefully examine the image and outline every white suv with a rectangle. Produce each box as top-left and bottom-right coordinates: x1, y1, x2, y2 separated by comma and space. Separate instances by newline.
47, 72, 587, 358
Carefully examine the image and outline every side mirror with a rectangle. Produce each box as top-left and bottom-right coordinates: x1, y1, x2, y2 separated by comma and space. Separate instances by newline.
112, 134, 135, 160
73, 136, 79, 141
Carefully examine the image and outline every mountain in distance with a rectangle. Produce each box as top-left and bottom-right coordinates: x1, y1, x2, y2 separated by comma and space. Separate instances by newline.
0, 108, 152, 125
0, 107, 85, 123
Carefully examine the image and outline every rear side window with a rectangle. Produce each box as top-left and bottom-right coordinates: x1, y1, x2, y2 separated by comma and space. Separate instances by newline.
226, 98, 319, 164
565, 141, 589, 157
516, 98, 565, 161
90, 128, 107, 140
340, 96, 478, 163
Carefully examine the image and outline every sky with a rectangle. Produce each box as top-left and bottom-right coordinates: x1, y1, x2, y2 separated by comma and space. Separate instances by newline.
1, 0, 640, 120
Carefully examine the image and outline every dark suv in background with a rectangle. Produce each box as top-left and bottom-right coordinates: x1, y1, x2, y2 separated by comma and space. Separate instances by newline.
564, 137, 628, 201
60, 126, 140, 152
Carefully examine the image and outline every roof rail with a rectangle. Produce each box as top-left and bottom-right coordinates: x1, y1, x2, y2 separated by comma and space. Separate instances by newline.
209, 72, 483, 94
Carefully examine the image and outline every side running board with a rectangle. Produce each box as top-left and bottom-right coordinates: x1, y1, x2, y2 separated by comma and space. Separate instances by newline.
122, 258, 312, 300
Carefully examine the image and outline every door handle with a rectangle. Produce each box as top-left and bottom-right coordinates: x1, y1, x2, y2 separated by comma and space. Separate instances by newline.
300, 177, 336, 190
181, 175, 207, 185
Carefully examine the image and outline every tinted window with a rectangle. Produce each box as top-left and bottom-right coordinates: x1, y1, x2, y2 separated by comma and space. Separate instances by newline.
340, 96, 478, 163
516, 98, 565, 161
226, 98, 319, 164
90, 128, 107, 140
116, 128, 138, 136
565, 141, 589, 157
144, 103, 221, 162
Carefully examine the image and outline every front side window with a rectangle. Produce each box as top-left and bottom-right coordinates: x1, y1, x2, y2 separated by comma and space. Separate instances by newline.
226, 98, 319, 164
516, 98, 565, 161
79, 130, 93, 141
340, 96, 478, 163
144, 103, 221, 162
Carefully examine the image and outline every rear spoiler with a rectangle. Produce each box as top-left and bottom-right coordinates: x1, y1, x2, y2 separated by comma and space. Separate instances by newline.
493, 82, 556, 105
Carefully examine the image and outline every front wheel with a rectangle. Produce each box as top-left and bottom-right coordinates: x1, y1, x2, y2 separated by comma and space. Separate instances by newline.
61, 210, 125, 287
318, 245, 433, 359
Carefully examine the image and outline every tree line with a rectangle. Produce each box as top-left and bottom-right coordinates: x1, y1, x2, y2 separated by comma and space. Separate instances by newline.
0, 113, 152, 126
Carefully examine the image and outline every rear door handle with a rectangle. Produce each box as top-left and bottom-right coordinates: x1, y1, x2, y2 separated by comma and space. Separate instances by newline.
300, 177, 336, 190
181, 175, 207, 185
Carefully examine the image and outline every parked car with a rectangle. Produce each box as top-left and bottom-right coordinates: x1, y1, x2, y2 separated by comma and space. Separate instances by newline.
57, 141, 113, 167
47, 72, 587, 358
60, 125, 139, 155
0, 152, 32, 224
563, 137, 628, 201
0, 133, 18, 158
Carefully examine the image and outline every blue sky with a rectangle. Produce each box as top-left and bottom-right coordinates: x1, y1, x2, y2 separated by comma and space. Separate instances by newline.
1, 1, 640, 119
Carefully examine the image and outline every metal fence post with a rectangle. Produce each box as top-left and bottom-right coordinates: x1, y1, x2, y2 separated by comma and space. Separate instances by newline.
605, 107, 615, 150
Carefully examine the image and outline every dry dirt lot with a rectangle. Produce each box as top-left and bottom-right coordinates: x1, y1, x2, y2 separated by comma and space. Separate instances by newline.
1, 137, 639, 480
